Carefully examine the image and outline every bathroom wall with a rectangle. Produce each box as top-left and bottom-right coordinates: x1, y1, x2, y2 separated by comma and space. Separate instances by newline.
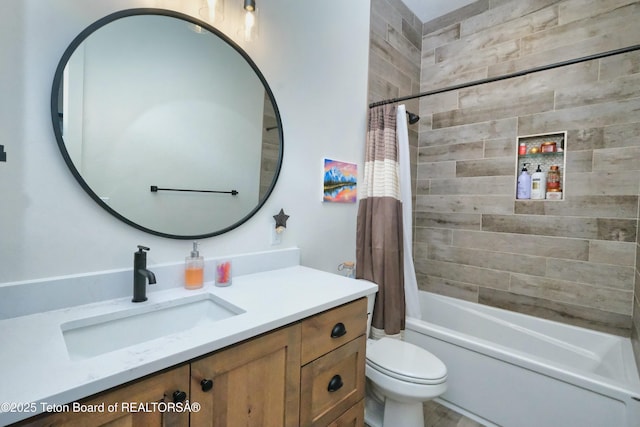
415, 0, 640, 337
368, 0, 422, 190
0, 0, 370, 284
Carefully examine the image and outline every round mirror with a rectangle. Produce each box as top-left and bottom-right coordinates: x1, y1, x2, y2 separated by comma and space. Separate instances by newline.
51, 8, 283, 239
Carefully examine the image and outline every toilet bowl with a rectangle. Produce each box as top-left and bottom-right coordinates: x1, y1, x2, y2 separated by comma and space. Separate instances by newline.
364, 337, 447, 427
360, 288, 447, 427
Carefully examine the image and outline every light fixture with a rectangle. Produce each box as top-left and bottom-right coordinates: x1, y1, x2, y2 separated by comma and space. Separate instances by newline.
200, 0, 225, 24
240, 0, 258, 42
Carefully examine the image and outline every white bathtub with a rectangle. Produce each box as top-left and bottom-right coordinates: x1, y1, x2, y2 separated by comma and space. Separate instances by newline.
404, 291, 640, 427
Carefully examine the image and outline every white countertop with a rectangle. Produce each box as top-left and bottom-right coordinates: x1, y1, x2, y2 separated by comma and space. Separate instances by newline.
0, 265, 377, 425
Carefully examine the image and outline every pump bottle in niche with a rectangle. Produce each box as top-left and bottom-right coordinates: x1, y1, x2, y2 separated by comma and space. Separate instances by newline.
516, 163, 531, 199
185, 241, 204, 289
530, 165, 546, 200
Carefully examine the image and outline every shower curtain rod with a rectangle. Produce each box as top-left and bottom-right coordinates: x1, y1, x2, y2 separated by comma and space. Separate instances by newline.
369, 44, 640, 108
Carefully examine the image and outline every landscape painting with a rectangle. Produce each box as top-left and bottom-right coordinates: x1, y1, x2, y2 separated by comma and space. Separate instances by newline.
323, 158, 357, 203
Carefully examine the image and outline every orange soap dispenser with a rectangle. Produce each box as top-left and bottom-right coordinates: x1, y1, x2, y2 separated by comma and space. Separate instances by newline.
185, 241, 204, 289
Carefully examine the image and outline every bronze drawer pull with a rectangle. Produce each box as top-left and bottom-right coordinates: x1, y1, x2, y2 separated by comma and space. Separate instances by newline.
172, 390, 187, 403
330, 322, 347, 338
327, 375, 343, 392
201, 379, 214, 392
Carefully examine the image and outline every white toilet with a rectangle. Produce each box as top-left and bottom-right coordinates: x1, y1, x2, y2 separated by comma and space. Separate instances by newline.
364, 295, 448, 427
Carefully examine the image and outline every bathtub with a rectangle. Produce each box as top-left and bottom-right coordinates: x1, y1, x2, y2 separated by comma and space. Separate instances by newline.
404, 291, 640, 427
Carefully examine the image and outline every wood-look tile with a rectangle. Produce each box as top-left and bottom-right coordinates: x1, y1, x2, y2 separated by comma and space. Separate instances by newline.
484, 137, 515, 158
415, 212, 482, 230
418, 141, 484, 162
558, 0, 640, 25
415, 195, 514, 215
418, 91, 459, 115
460, 0, 561, 37
437, 6, 557, 63
387, 24, 421, 67
459, 61, 597, 110
565, 170, 640, 197
555, 74, 640, 110
489, 28, 640, 78
599, 50, 640, 80
429, 243, 547, 276
416, 274, 479, 303
414, 228, 452, 245
452, 230, 589, 260
433, 91, 554, 129
484, 214, 637, 242
478, 287, 632, 336
589, 240, 636, 267
420, 66, 489, 93
509, 273, 633, 315
565, 150, 593, 173
370, 0, 402, 32
521, 3, 640, 56
593, 146, 640, 172
603, 122, 640, 149
514, 195, 639, 219
422, 23, 460, 52
595, 218, 637, 242
430, 176, 514, 195
419, 118, 517, 147
422, 0, 490, 36
417, 258, 510, 291
566, 127, 604, 151
518, 98, 640, 136
456, 157, 514, 177
546, 258, 635, 291
416, 161, 456, 180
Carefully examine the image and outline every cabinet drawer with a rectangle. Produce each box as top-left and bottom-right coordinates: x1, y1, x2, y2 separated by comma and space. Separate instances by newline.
301, 298, 367, 364
300, 335, 366, 427
329, 399, 364, 427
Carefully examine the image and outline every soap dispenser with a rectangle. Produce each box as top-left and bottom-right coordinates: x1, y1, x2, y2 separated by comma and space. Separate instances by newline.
185, 241, 204, 289
530, 164, 546, 200
516, 163, 531, 199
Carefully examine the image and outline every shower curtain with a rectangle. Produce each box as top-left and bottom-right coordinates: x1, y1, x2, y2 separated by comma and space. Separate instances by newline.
356, 104, 405, 337
397, 104, 421, 320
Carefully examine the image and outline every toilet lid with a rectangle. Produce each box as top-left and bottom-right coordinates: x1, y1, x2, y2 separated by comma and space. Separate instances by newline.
367, 337, 447, 385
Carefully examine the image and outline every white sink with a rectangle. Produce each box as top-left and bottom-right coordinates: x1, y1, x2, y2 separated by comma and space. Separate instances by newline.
61, 293, 244, 360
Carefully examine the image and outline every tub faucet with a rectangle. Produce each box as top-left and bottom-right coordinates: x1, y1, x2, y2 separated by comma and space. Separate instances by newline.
132, 245, 156, 303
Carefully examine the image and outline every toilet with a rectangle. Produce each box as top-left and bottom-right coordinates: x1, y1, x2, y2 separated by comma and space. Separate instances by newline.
364, 295, 448, 427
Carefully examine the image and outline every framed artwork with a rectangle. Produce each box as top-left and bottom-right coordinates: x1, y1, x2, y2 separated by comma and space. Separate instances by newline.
323, 158, 357, 203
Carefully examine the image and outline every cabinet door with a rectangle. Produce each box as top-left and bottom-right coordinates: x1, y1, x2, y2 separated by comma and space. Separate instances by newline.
18, 365, 190, 427
190, 324, 301, 427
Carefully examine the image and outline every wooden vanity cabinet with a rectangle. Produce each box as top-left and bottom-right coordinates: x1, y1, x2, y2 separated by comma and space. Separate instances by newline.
15, 298, 368, 427
300, 298, 367, 427
190, 323, 301, 427
18, 364, 191, 427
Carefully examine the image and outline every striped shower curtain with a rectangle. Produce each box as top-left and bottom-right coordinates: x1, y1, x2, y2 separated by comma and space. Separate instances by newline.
356, 104, 405, 337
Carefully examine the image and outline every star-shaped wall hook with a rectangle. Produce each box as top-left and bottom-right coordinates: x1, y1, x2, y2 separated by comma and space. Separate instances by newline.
273, 208, 290, 231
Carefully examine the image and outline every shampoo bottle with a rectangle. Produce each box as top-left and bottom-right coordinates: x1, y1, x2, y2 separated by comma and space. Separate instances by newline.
530, 164, 546, 200
516, 163, 531, 199
185, 241, 204, 289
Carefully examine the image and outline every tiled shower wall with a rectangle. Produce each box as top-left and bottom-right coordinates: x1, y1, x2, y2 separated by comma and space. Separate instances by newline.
416, 0, 640, 350
368, 0, 421, 188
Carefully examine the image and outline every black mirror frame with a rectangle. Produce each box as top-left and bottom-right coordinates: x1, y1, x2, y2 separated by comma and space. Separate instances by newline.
51, 8, 283, 239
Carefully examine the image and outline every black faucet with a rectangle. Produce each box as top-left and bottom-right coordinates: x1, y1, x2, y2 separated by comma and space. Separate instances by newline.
132, 245, 156, 303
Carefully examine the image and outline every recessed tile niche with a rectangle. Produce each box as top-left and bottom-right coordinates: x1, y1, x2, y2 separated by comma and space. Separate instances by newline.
516, 131, 567, 201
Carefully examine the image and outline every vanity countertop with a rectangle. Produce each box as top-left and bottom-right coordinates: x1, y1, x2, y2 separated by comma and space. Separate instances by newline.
0, 265, 377, 425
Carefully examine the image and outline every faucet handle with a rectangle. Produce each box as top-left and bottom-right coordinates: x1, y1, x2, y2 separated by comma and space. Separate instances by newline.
137, 245, 150, 252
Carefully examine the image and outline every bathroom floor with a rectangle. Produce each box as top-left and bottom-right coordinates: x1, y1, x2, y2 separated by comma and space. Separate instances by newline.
364, 401, 485, 427
423, 401, 485, 427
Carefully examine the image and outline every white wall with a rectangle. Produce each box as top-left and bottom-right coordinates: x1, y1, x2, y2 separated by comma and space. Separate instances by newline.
0, 0, 370, 283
